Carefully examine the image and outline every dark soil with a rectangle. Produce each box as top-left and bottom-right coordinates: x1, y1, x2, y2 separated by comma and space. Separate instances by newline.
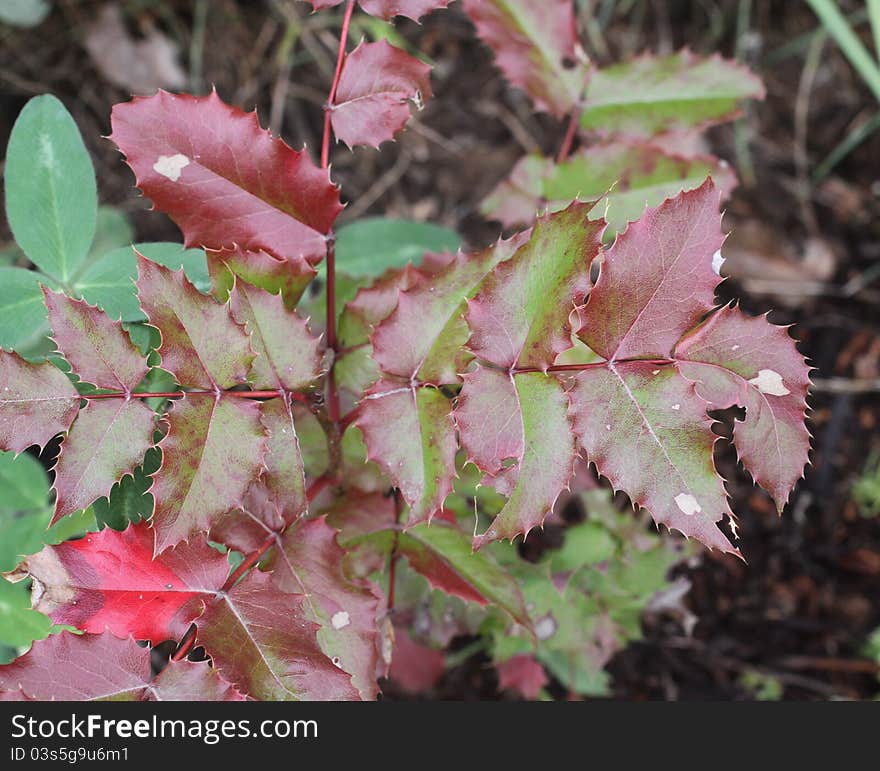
2, 0, 879, 700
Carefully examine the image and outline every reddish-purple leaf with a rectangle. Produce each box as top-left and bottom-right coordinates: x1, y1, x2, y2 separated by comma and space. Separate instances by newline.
371, 234, 528, 385
309, 0, 451, 21
461, 0, 588, 117
0, 354, 80, 453
19, 523, 229, 642
151, 395, 266, 552
331, 40, 432, 150
496, 654, 548, 699
148, 659, 247, 701
0, 632, 152, 701
466, 201, 603, 370
579, 179, 724, 361
136, 255, 253, 390
44, 291, 148, 391
208, 247, 316, 308
569, 362, 738, 555
267, 516, 383, 699
51, 398, 155, 522
110, 90, 341, 269
355, 380, 456, 523
675, 304, 811, 511
230, 282, 322, 391
388, 627, 445, 693
0, 632, 244, 701
456, 369, 576, 548
197, 568, 359, 701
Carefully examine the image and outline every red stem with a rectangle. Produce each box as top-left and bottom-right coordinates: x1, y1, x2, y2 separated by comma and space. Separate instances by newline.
320, 0, 356, 170
386, 490, 403, 614
81, 389, 291, 400
556, 107, 581, 163
170, 627, 197, 662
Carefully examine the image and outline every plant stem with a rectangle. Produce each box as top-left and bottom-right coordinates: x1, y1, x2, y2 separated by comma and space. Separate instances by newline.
320, 0, 354, 427
556, 107, 581, 163
320, 0, 356, 169
386, 490, 403, 614
81, 390, 292, 401
513, 358, 675, 375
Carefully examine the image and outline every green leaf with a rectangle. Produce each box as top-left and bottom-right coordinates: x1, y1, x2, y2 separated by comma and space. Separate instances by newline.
580, 51, 765, 139
92, 448, 160, 530
0, 0, 51, 28
0, 578, 52, 655
481, 145, 738, 236
75, 243, 209, 322
0, 267, 53, 353
333, 218, 460, 278
5, 94, 97, 283
89, 207, 134, 259
0, 449, 96, 573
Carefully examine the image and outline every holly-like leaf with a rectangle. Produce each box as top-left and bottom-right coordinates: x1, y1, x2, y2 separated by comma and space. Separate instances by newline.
569, 362, 736, 554
0, 632, 244, 701
578, 180, 724, 361
197, 568, 359, 701
51, 399, 155, 522
460, 0, 588, 117
230, 282, 321, 391
481, 144, 738, 236
110, 90, 341, 278
151, 395, 266, 552
355, 381, 456, 523
466, 201, 602, 370
44, 290, 148, 391
675, 304, 811, 511
136, 255, 253, 390
580, 50, 765, 139
330, 40, 432, 150
0, 632, 153, 701
267, 516, 383, 700
456, 369, 576, 548
330, 494, 531, 628
19, 523, 229, 643
456, 203, 600, 547
309, 0, 451, 21
0, 354, 80, 453
371, 234, 528, 385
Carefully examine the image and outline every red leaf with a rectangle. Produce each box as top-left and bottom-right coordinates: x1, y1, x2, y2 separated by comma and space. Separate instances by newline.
110, 90, 341, 270
0, 632, 244, 701
330, 40, 432, 150
388, 627, 445, 693
0, 354, 80, 453
136, 255, 253, 390
496, 654, 548, 699
309, 0, 451, 22
579, 179, 724, 361
0, 632, 151, 700
44, 291, 148, 391
21, 523, 228, 643
675, 304, 811, 511
197, 568, 360, 700
268, 516, 383, 699
461, 0, 588, 117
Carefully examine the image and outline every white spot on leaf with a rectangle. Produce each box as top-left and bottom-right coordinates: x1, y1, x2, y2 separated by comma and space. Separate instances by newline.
731, 344, 740, 351
674, 493, 702, 517
331, 611, 350, 630
651, 369, 660, 375
671, 403, 680, 411
711, 250, 725, 276
535, 613, 557, 641
153, 153, 190, 181
748, 369, 790, 396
